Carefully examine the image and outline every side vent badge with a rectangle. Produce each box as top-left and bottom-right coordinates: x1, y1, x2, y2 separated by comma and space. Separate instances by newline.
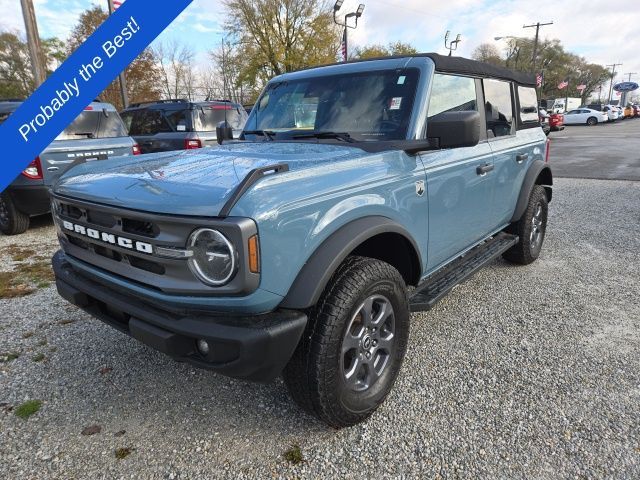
415, 180, 425, 197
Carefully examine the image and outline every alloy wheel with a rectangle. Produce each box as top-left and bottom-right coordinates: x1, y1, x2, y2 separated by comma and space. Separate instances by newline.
341, 294, 396, 392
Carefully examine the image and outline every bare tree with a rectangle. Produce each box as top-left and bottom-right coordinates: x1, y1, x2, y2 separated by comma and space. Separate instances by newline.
153, 40, 197, 100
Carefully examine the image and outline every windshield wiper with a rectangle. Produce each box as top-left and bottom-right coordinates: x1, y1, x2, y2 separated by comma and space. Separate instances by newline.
292, 131, 355, 143
243, 129, 276, 141
72, 132, 95, 139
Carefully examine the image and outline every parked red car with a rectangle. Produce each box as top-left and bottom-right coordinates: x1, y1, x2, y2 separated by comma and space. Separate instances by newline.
549, 112, 564, 131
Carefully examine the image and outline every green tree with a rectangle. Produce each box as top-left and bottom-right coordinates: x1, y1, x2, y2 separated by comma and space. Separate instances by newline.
0, 31, 65, 99
471, 43, 502, 66
351, 41, 418, 59
66, 6, 161, 109
222, 0, 341, 91
474, 37, 610, 102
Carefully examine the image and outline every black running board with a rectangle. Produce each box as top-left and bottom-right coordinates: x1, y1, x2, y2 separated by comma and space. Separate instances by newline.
410, 233, 518, 312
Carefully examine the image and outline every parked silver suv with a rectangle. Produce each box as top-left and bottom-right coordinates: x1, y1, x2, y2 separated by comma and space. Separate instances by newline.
0, 100, 139, 235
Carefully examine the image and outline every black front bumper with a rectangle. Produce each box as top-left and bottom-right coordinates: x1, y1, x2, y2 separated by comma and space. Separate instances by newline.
52, 251, 307, 382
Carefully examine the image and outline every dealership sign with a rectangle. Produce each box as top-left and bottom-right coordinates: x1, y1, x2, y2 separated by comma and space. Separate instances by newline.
613, 82, 639, 92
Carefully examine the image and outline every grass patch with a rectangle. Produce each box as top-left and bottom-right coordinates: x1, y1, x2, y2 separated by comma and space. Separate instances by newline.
14, 400, 42, 419
5, 245, 37, 262
0, 259, 53, 299
32, 353, 45, 362
37, 339, 47, 346
283, 445, 304, 465
22, 331, 34, 339
0, 352, 20, 363
115, 447, 133, 460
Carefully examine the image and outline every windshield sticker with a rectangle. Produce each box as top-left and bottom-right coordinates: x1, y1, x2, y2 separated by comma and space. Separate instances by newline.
397, 76, 406, 85
390, 97, 403, 110
176, 124, 186, 131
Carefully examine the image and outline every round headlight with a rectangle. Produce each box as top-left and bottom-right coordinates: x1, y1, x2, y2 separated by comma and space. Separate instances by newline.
188, 228, 237, 286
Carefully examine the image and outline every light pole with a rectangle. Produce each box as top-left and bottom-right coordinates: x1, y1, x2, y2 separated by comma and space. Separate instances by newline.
333, 1, 365, 62
444, 31, 461, 56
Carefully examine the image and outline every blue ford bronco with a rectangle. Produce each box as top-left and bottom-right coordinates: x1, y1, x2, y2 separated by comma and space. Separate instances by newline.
51, 54, 551, 427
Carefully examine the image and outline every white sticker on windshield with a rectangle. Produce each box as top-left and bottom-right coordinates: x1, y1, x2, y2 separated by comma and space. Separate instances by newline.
390, 97, 403, 110
397, 76, 406, 85
177, 125, 186, 131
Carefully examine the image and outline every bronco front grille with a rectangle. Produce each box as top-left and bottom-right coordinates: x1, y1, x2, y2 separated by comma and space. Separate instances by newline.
51, 194, 259, 296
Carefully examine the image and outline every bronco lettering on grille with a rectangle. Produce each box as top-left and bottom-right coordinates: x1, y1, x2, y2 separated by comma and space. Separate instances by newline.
61, 220, 153, 254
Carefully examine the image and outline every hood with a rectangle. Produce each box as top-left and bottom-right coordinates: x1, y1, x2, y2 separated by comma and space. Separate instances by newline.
53, 142, 369, 216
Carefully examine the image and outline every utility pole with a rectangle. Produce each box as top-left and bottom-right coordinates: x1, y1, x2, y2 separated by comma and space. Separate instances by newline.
606, 62, 622, 103
107, 0, 129, 108
523, 21, 553, 71
625, 72, 637, 82
20, 0, 46, 88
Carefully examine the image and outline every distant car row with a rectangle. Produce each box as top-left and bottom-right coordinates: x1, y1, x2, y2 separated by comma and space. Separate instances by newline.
539, 103, 640, 132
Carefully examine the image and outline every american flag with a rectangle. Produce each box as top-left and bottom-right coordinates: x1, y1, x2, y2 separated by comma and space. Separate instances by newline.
576, 84, 586, 92
340, 29, 347, 62
112, 0, 124, 10
557, 80, 568, 90
536, 73, 543, 88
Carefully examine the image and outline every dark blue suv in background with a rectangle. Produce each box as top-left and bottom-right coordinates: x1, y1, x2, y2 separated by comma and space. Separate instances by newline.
0, 100, 139, 235
120, 99, 248, 153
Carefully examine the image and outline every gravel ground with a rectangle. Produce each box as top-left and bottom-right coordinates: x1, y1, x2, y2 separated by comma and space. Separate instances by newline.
1, 178, 639, 479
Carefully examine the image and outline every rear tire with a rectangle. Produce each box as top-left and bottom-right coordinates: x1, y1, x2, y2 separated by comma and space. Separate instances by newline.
586, 116, 598, 126
503, 185, 548, 265
0, 193, 30, 235
283, 256, 410, 428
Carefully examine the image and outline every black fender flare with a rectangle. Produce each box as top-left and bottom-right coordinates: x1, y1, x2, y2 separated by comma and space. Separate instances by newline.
510, 160, 553, 223
280, 216, 422, 310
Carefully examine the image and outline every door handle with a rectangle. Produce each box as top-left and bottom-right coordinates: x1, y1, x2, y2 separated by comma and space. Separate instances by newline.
516, 153, 529, 164
476, 164, 494, 176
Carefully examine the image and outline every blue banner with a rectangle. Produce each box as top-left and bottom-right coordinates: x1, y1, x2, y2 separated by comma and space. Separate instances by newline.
0, 0, 193, 192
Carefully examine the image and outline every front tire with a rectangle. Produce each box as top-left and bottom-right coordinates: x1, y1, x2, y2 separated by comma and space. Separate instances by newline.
503, 185, 548, 265
283, 256, 410, 428
0, 192, 30, 235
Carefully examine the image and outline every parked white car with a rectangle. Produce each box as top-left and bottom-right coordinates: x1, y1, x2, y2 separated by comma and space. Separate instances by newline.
562, 108, 608, 126
603, 105, 619, 121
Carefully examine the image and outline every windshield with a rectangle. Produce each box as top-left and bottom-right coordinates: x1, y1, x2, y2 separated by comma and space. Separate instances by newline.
246, 68, 420, 141
55, 109, 128, 140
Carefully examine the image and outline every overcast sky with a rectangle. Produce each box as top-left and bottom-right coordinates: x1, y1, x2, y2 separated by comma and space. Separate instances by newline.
3, 0, 639, 84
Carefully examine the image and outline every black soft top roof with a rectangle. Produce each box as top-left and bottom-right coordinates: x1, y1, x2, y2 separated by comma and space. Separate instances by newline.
423, 53, 535, 86
297, 53, 536, 87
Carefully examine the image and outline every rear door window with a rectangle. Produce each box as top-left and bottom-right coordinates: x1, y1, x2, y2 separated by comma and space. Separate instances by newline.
483, 79, 514, 137
517, 86, 539, 125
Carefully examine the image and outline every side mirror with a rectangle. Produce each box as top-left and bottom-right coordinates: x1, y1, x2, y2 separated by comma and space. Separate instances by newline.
427, 110, 481, 149
216, 121, 234, 145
